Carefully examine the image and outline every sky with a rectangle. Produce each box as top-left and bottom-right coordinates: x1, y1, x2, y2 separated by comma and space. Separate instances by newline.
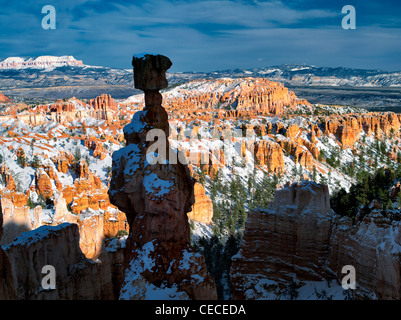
0, 0, 401, 72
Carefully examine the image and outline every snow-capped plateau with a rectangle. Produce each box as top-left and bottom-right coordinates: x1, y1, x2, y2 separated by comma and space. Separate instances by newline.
0, 55, 84, 70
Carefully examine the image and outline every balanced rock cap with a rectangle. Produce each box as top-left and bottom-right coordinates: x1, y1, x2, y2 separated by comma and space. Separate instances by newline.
132, 54, 172, 91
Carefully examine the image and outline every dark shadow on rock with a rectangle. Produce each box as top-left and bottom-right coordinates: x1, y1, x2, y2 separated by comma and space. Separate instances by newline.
0, 221, 31, 246
0, 247, 17, 299
103, 236, 128, 300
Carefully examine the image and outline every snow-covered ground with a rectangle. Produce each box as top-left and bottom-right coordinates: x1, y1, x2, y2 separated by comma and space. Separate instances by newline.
241, 276, 349, 300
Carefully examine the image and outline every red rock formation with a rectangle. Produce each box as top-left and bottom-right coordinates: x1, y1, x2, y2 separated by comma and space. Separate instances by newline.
280, 139, 314, 169
90, 94, 117, 111
298, 150, 314, 169
16, 148, 26, 167
146, 78, 309, 117
50, 100, 76, 113
85, 136, 107, 160
327, 209, 401, 299
37, 100, 76, 113
78, 212, 104, 260
253, 140, 285, 173
67, 171, 111, 214
32, 206, 42, 229
103, 208, 128, 239
0, 91, 11, 103
51, 193, 77, 225
35, 169, 53, 199
55, 151, 74, 174
188, 183, 213, 224
75, 159, 90, 179
231, 181, 333, 299
302, 138, 320, 160
0, 190, 28, 209
324, 112, 401, 148
53, 152, 70, 173
286, 123, 300, 140
234, 79, 305, 114
110, 54, 217, 300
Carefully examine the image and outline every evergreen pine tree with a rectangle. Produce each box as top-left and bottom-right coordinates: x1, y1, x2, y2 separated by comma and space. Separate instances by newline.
74, 147, 82, 162
31, 155, 40, 169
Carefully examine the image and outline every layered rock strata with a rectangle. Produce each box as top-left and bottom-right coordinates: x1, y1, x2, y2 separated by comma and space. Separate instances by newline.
324, 112, 401, 148
231, 181, 401, 300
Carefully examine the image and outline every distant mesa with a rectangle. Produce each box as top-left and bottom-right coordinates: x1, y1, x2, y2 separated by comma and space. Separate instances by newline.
0, 56, 84, 70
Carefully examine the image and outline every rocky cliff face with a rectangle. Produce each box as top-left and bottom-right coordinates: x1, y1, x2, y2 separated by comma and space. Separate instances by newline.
109, 54, 217, 300
90, 94, 117, 111
0, 199, 17, 299
231, 181, 401, 300
187, 183, 213, 224
254, 140, 285, 173
3, 223, 114, 300
324, 112, 401, 148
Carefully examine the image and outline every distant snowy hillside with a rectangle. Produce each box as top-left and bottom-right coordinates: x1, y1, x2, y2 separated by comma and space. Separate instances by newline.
0, 56, 84, 70
0, 58, 400, 108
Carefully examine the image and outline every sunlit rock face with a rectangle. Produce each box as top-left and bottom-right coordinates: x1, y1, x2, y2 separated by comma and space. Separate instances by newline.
187, 183, 213, 225
109, 54, 217, 300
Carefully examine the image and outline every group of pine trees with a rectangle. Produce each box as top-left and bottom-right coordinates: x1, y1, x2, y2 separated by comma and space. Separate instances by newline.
193, 129, 401, 298
331, 167, 401, 221
194, 164, 279, 299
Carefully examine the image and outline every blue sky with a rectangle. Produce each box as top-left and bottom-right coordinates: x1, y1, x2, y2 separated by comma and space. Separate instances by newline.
0, 0, 401, 72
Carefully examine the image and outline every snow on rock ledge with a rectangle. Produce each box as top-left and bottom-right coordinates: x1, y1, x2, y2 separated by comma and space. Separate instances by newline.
3, 223, 114, 299
231, 181, 401, 300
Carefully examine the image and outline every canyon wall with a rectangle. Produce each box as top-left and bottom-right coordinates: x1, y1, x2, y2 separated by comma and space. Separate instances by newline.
3, 223, 114, 300
231, 181, 401, 300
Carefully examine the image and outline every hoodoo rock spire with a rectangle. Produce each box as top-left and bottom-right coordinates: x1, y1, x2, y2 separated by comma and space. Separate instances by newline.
109, 54, 217, 300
